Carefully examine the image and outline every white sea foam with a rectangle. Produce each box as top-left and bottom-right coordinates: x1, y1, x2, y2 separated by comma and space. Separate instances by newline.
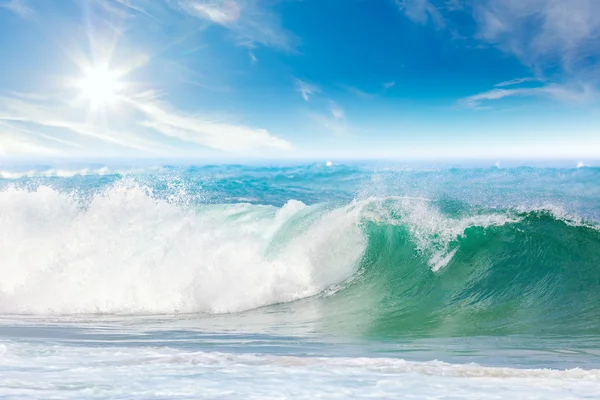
0, 167, 112, 179
0, 184, 366, 314
0, 340, 598, 399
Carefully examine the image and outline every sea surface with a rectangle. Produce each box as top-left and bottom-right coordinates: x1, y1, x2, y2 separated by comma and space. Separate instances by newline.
1, 161, 600, 399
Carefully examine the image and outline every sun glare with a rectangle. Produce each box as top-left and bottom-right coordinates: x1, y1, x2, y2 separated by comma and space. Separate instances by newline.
77, 67, 122, 106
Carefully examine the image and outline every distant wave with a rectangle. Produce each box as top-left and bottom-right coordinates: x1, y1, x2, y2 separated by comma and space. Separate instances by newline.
0, 167, 113, 179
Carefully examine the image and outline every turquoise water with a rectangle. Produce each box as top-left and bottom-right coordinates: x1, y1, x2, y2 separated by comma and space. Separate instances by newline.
1, 162, 600, 398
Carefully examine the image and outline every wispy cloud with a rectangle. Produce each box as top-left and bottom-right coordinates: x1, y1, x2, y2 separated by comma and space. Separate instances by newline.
329, 101, 345, 120
472, 0, 600, 73
0, 0, 34, 19
184, 0, 240, 23
134, 99, 291, 152
460, 87, 533, 109
108, 0, 160, 21
296, 79, 320, 102
343, 85, 376, 100
343, 82, 395, 99
397, 0, 600, 77
0, 122, 60, 156
494, 77, 542, 87
394, 0, 445, 28
460, 83, 597, 109
0, 89, 291, 156
0, 94, 159, 152
396, 0, 600, 108
95, 0, 295, 50
0, 119, 84, 154
177, 0, 295, 50
304, 100, 355, 137
309, 112, 351, 137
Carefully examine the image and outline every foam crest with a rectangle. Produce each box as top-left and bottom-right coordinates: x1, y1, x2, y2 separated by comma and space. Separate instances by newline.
0, 184, 366, 314
360, 197, 518, 271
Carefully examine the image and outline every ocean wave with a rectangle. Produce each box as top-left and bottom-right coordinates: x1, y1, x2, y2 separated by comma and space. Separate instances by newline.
1, 183, 600, 338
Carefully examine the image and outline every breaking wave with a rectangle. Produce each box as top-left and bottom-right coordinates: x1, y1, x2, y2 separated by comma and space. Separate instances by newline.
1, 183, 599, 337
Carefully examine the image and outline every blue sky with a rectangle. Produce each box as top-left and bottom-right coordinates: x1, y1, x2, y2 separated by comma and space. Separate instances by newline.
0, 0, 599, 160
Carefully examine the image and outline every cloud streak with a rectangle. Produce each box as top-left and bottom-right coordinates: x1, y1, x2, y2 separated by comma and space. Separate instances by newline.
472, 0, 600, 74
0, 89, 291, 156
461, 83, 598, 109
394, 0, 444, 28
185, 0, 240, 24
0, 0, 34, 19
296, 79, 320, 102
397, 0, 600, 78
494, 77, 542, 87
0, 122, 60, 156
329, 101, 345, 120
177, 0, 295, 50
134, 99, 291, 152
397, 0, 600, 109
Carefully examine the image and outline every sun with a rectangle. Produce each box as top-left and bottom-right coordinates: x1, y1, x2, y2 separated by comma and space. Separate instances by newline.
77, 66, 122, 106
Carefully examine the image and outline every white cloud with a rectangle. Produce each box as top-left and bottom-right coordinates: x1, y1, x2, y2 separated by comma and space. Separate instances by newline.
495, 77, 542, 87
0, 120, 83, 150
0, 0, 34, 19
0, 95, 156, 152
112, 0, 160, 21
188, 0, 240, 24
0, 90, 291, 156
309, 112, 351, 137
342, 83, 395, 99
461, 83, 597, 109
396, 1, 600, 108
460, 87, 532, 109
398, 0, 600, 77
329, 101, 345, 120
0, 123, 59, 156
177, 0, 294, 50
134, 100, 291, 152
306, 101, 355, 137
394, 0, 445, 28
343, 85, 376, 100
394, 0, 600, 84
472, 0, 600, 73
296, 79, 320, 102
